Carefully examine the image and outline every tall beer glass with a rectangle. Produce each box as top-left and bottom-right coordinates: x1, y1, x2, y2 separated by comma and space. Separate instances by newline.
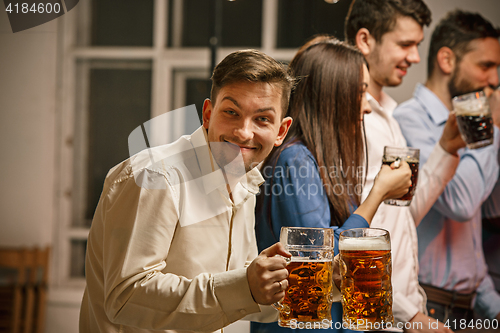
382, 146, 420, 206
339, 228, 393, 331
452, 90, 494, 149
274, 227, 334, 328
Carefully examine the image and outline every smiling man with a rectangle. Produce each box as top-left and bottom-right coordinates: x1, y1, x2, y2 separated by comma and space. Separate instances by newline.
345, 1, 465, 333
394, 10, 500, 326
79, 50, 294, 333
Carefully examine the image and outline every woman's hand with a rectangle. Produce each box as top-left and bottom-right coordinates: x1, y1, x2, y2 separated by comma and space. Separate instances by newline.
373, 161, 412, 201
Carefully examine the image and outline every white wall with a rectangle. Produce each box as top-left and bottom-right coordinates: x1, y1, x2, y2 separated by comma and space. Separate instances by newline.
0, 6, 56, 248
386, 0, 500, 104
0, 1, 499, 333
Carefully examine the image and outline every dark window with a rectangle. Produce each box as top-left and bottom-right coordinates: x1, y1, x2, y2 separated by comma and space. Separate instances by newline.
277, 0, 353, 48
85, 62, 152, 223
70, 239, 87, 278
91, 0, 154, 46
168, 0, 262, 47
185, 78, 211, 126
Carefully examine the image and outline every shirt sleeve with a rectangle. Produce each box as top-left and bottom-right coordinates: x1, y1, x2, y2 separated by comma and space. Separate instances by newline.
396, 108, 500, 222
392, 292, 421, 324
93, 168, 260, 331
474, 274, 500, 319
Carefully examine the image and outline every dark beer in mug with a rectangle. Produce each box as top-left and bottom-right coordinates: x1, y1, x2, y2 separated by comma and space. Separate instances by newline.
382, 146, 420, 206
453, 91, 494, 149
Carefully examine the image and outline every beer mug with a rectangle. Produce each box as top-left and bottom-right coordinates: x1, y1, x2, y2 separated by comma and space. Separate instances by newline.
452, 90, 494, 149
339, 228, 393, 331
382, 146, 420, 206
274, 227, 334, 328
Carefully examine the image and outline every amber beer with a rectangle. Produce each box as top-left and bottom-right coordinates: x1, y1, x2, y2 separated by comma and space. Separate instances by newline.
279, 260, 333, 327
340, 229, 393, 331
275, 227, 334, 328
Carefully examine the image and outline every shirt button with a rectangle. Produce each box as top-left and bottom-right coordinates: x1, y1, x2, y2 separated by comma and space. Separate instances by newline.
239, 309, 246, 315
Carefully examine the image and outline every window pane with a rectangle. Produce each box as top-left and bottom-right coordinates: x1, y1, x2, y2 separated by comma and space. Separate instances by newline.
277, 0, 353, 49
76, 61, 152, 227
91, 0, 154, 46
172, 69, 211, 135
70, 239, 87, 278
168, 0, 262, 47
185, 78, 211, 128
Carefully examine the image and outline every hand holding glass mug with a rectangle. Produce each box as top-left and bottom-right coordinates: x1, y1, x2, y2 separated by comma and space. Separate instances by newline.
247, 242, 291, 305
371, 154, 413, 205
381, 146, 419, 206
272, 227, 335, 328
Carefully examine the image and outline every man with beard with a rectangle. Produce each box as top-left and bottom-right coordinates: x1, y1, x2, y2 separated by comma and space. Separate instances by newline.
80, 50, 296, 333
345, 1, 465, 332
394, 10, 500, 327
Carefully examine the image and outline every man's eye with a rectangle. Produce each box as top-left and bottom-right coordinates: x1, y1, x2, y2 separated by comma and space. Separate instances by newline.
225, 110, 237, 116
257, 116, 270, 122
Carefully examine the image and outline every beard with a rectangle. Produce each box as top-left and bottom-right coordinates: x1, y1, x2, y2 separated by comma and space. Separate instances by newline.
448, 67, 482, 98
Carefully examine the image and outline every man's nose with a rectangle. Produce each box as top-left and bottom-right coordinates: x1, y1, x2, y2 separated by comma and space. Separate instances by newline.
487, 68, 499, 88
233, 119, 253, 141
407, 46, 421, 64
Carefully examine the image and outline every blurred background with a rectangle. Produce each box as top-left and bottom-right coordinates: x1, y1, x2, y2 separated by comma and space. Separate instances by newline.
0, 0, 499, 332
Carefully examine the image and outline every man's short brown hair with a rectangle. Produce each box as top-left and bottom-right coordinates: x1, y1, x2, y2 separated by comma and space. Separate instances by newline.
210, 50, 294, 118
345, 0, 431, 46
427, 10, 500, 77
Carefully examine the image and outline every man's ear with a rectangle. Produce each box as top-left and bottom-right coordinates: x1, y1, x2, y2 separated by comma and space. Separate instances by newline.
436, 46, 455, 75
274, 117, 293, 147
202, 99, 212, 130
355, 28, 375, 57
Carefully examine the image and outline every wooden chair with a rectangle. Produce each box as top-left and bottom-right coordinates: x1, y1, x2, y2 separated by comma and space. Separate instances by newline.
0, 247, 50, 333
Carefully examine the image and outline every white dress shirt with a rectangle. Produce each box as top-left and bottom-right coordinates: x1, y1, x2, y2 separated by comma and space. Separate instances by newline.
362, 92, 459, 327
80, 127, 276, 333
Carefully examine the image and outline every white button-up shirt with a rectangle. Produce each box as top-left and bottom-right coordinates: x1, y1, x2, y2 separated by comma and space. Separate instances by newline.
362, 92, 459, 327
80, 127, 276, 333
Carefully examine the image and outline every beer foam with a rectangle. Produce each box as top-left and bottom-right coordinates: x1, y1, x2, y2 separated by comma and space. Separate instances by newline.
339, 237, 390, 251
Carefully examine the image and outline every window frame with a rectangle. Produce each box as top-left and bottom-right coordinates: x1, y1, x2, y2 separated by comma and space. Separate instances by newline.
54, 0, 296, 293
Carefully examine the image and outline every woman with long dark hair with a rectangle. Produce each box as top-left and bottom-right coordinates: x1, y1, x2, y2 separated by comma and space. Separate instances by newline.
252, 36, 411, 333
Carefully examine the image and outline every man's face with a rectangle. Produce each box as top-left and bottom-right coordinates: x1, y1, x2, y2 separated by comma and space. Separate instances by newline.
366, 16, 424, 88
202, 81, 291, 172
448, 37, 500, 98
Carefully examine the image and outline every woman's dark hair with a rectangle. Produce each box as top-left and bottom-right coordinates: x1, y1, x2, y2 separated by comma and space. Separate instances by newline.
260, 36, 368, 228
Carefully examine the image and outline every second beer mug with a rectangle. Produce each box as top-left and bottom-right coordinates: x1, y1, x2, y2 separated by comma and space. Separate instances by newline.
452, 90, 494, 149
339, 228, 393, 331
382, 146, 420, 206
274, 227, 334, 328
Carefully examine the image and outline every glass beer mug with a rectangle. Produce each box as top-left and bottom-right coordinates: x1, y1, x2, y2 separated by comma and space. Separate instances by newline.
274, 227, 335, 328
339, 228, 393, 331
452, 90, 494, 149
382, 146, 420, 206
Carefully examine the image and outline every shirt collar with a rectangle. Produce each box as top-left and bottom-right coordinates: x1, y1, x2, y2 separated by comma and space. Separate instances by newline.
413, 83, 449, 125
189, 126, 264, 195
366, 91, 398, 116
